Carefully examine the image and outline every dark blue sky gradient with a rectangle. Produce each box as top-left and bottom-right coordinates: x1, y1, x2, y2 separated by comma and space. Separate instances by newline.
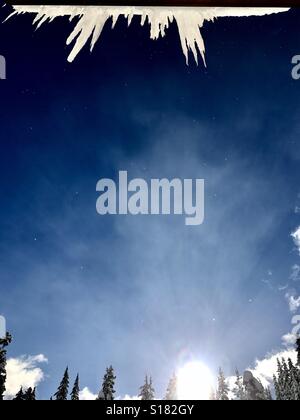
0, 6, 300, 399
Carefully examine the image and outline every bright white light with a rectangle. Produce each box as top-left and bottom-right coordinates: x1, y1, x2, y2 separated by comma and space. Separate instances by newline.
177, 361, 214, 400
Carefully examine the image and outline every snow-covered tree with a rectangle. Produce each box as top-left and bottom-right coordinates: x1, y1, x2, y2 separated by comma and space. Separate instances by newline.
273, 374, 282, 401
97, 366, 116, 400
233, 370, 247, 400
274, 359, 284, 400
283, 358, 293, 400
70, 374, 80, 400
274, 356, 300, 401
0, 332, 12, 400
54, 367, 69, 400
216, 368, 229, 401
165, 374, 177, 400
287, 358, 300, 400
297, 337, 300, 367
264, 387, 273, 400
139, 376, 155, 400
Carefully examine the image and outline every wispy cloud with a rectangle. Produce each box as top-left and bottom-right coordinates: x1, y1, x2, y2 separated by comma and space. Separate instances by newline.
291, 226, 300, 255
290, 264, 300, 282
4, 354, 47, 399
285, 292, 300, 313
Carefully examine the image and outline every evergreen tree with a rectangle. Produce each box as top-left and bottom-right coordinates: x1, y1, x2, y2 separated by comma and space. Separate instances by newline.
282, 358, 292, 400
288, 358, 300, 400
274, 359, 285, 400
0, 332, 12, 400
165, 374, 177, 400
273, 374, 282, 401
24, 387, 36, 401
273, 356, 300, 401
216, 368, 229, 401
97, 366, 116, 400
13, 387, 25, 401
232, 370, 247, 400
264, 387, 273, 400
96, 390, 105, 400
139, 376, 155, 400
70, 374, 80, 400
54, 367, 69, 400
14, 387, 36, 401
297, 337, 300, 367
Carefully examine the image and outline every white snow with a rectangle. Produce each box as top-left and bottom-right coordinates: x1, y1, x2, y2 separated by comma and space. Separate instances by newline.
8, 6, 289, 64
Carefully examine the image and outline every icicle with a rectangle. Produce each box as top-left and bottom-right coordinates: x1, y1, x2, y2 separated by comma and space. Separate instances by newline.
7, 6, 289, 64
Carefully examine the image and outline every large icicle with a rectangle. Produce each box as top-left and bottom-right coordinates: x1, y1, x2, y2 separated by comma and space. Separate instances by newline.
7, 6, 289, 64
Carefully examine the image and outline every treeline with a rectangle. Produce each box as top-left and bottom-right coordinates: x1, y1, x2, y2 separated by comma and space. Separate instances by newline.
1, 332, 300, 400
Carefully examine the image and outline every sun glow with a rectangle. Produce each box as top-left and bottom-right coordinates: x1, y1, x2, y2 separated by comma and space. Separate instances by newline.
177, 361, 214, 400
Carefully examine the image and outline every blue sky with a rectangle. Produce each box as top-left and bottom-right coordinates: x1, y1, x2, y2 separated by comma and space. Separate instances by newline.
0, 6, 300, 399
